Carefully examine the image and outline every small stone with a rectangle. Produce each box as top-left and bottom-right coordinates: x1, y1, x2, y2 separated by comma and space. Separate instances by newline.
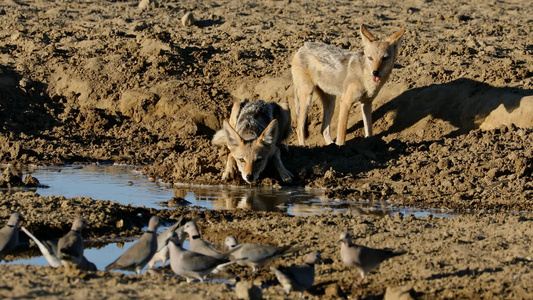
324, 283, 346, 298
487, 168, 500, 179
138, 0, 150, 9
181, 12, 195, 27
385, 285, 415, 300
11, 32, 21, 41
19, 78, 30, 88
24, 174, 40, 187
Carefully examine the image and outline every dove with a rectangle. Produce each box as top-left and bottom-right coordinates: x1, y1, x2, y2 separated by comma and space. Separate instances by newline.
168, 232, 237, 282
270, 251, 322, 298
21, 226, 96, 270
182, 220, 231, 259
339, 231, 406, 285
0, 212, 24, 258
57, 217, 87, 266
225, 235, 303, 272
147, 217, 188, 268
105, 215, 161, 275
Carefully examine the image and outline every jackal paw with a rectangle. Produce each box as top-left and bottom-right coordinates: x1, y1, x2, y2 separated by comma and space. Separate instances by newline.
280, 170, 294, 183
221, 171, 233, 181
278, 144, 289, 152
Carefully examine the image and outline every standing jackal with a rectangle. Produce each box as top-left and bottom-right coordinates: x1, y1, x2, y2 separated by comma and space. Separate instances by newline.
292, 24, 405, 145
212, 100, 293, 184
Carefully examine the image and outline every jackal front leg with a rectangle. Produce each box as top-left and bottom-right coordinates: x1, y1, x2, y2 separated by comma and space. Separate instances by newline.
336, 85, 361, 146
272, 147, 293, 183
361, 101, 373, 137
222, 153, 236, 181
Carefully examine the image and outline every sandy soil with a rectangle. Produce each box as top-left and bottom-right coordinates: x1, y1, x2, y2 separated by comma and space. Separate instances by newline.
0, 0, 532, 298
1, 193, 532, 299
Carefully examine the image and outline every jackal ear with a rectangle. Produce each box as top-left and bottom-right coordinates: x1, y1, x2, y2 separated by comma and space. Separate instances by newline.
386, 27, 405, 46
223, 120, 243, 149
360, 24, 377, 45
258, 119, 278, 146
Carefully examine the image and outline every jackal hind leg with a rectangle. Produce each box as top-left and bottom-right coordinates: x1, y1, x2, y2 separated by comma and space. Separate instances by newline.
292, 68, 315, 146
316, 88, 336, 145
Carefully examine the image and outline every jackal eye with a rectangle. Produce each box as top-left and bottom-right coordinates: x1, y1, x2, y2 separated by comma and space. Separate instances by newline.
238, 158, 245, 163
254, 156, 264, 164
367, 56, 373, 61
382, 55, 390, 61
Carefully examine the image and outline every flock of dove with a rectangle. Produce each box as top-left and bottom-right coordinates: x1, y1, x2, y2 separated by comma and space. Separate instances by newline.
0, 213, 406, 298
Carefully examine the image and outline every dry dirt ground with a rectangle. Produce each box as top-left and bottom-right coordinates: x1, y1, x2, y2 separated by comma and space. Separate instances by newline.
0, 0, 532, 299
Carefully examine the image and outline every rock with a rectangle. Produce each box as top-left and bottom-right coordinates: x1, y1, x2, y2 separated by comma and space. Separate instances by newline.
384, 285, 415, 300
324, 283, 346, 298
157, 197, 191, 208
235, 280, 262, 300
0, 167, 24, 188
181, 12, 195, 27
23, 174, 40, 187
138, 0, 150, 9
116, 219, 124, 228
437, 158, 452, 169
487, 168, 501, 179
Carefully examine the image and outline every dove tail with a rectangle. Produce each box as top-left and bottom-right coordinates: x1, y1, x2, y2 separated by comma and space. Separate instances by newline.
390, 250, 407, 258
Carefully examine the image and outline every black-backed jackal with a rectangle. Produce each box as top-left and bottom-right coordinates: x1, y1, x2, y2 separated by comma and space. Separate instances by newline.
292, 24, 405, 145
212, 100, 293, 184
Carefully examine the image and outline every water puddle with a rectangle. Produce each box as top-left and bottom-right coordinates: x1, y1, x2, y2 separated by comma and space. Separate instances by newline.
2, 165, 455, 271
5, 230, 198, 276
11, 164, 454, 217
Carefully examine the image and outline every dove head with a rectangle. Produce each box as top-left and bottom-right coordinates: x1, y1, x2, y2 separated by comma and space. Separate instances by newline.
147, 216, 161, 232
338, 231, 353, 244
305, 251, 322, 265
169, 231, 182, 247
7, 212, 23, 227
183, 221, 200, 238
71, 217, 88, 231
174, 226, 187, 241
224, 236, 238, 248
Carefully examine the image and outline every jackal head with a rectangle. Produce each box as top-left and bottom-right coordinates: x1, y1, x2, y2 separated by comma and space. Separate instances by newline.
223, 119, 278, 183
360, 24, 405, 83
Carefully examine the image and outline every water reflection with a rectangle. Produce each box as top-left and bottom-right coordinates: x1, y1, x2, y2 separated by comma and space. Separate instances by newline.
0, 165, 455, 218
173, 185, 325, 212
